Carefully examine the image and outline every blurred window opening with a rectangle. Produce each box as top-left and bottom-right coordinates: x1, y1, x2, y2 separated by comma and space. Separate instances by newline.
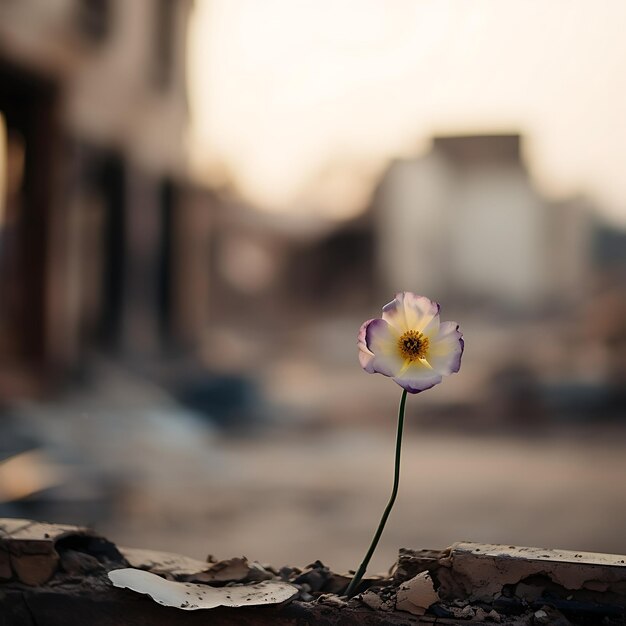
0, 60, 56, 375
0, 111, 29, 364
0, 112, 6, 227
157, 179, 174, 341
76, 0, 111, 44
5, 130, 26, 204
0, 112, 7, 362
153, 0, 175, 91
93, 152, 126, 350
0, 114, 26, 229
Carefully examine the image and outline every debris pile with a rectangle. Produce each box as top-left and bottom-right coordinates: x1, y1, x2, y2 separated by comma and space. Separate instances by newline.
1, 518, 625, 625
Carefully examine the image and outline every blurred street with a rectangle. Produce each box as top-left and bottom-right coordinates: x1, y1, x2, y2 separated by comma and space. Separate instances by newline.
2, 353, 626, 574
96, 427, 626, 573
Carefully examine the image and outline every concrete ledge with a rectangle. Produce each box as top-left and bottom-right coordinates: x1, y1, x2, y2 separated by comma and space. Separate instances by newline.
438, 542, 626, 605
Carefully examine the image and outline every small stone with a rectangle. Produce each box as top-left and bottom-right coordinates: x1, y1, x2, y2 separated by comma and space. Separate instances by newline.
359, 587, 395, 612
60, 550, 102, 576
449, 604, 476, 619
394, 548, 445, 584
316, 593, 347, 608
10, 553, 59, 586
360, 589, 385, 611
534, 606, 572, 626
193, 557, 251, 582
396, 571, 439, 616
247, 562, 273, 582
293, 565, 329, 592
474, 607, 488, 621
121, 547, 209, 576
487, 609, 501, 622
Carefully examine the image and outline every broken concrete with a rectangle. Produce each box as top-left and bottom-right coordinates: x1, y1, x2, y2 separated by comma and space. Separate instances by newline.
0, 546, 12, 580
1, 519, 625, 624
396, 571, 439, 616
0, 518, 123, 586
393, 548, 447, 583
437, 542, 626, 610
120, 547, 211, 577
354, 586, 396, 612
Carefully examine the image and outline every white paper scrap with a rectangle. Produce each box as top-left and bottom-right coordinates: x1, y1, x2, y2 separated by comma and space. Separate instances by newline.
108, 568, 298, 610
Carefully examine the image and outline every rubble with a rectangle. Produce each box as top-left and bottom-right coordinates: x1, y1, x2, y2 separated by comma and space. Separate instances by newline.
437, 542, 626, 612
120, 547, 213, 577
1, 519, 625, 624
0, 518, 122, 586
186, 556, 253, 583
360, 586, 396, 612
396, 571, 439, 616
393, 547, 447, 583
0, 547, 12, 580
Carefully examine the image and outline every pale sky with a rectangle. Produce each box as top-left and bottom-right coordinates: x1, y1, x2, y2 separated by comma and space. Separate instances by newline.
188, 0, 626, 226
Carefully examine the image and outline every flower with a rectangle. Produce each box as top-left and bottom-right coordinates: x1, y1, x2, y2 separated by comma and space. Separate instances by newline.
358, 292, 463, 393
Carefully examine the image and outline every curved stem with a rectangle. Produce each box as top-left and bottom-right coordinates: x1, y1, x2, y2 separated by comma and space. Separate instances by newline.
344, 388, 408, 598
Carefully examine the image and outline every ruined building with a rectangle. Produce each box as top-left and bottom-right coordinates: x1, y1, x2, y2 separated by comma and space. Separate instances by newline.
375, 134, 593, 311
0, 0, 213, 398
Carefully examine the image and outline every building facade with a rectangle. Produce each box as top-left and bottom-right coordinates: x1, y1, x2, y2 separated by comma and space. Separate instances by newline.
0, 0, 213, 397
375, 134, 593, 311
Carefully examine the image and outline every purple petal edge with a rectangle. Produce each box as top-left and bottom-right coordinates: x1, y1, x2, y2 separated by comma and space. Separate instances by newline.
448, 325, 464, 374
357, 318, 376, 373
451, 335, 465, 374
364, 318, 388, 351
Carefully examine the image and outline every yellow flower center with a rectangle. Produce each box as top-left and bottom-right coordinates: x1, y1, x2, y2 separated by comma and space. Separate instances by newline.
398, 330, 429, 362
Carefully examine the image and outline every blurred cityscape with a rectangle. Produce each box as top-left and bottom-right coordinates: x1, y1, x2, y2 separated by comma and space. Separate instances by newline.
1, 0, 626, 572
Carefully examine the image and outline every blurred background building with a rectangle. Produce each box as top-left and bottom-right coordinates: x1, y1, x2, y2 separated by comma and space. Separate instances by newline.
376, 134, 592, 310
0, 0, 210, 396
1, 0, 626, 574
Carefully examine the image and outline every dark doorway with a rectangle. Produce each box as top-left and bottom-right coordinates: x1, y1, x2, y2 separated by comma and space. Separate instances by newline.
0, 59, 58, 379
96, 153, 126, 350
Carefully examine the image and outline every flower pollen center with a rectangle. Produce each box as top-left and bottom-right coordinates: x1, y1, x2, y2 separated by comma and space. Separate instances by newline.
398, 330, 429, 361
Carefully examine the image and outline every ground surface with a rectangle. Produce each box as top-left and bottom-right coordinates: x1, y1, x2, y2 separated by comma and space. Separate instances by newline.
99, 428, 626, 574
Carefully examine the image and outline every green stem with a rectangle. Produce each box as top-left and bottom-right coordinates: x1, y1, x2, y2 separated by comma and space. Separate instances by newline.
344, 388, 408, 598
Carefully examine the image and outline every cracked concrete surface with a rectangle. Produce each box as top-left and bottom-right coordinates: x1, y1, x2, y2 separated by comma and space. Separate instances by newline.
437, 542, 626, 604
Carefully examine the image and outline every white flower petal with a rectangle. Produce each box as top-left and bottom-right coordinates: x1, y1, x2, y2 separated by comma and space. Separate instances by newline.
371, 353, 406, 377
428, 322, 464, 375
421, 311, 441, 340
392, 363, 443, 394
358, 294, 463, 392
364, 318, 404, 377
382, 292, 440, 334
